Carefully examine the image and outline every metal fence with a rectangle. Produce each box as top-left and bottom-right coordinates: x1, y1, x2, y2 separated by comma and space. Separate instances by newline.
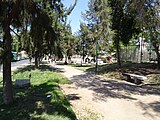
120, 44, 157, 63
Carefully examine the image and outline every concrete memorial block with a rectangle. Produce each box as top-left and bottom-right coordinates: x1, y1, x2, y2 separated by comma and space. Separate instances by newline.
122, 73, 147, 85
15, 79, 30, 88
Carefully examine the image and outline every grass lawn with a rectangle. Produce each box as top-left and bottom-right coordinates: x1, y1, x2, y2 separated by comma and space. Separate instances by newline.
87, 62, 160, 84
69, 64, 95, 72
0, 65, 76, 120
71, 62, 160, 85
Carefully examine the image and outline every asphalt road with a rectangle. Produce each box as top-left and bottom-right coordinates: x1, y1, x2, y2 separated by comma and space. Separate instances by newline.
11, 59, 30, 67
0, 59, 30, 72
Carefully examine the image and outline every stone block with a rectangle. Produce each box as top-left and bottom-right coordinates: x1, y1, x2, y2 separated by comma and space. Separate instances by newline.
15, 79, 30, 88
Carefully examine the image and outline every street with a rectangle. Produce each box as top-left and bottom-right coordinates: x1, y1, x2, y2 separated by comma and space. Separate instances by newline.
0, 59, 30, 74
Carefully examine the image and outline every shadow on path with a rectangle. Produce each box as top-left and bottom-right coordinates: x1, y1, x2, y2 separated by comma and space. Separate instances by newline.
54, 64, 160, 118
70, 72, 160, 113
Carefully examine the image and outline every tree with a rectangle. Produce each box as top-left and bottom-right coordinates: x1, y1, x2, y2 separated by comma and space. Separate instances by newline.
21, 0, 65, 68
132, 0, 160, 68
108, 0, 140, 67
54, 0, 78, 64
94, 0, 112, 43
58, 23, 78, 64
82, 0, 112, 61
79, 23, 91, 61
30, 9, 58, 68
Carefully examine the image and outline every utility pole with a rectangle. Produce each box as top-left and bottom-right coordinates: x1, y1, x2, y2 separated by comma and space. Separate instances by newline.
140, 37, 143, 63
83, 43, 85, 62
95, 39, 98, 74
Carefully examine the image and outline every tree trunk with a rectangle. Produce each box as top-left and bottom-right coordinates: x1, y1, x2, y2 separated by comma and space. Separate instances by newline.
150, 30, 160, 69
156, 52, 160, 69
115, 36, 121, 67
64, 55, 68, 65
35, 51, 40, 68
153, 44, 160, 69
1, 0, 20, 104
2, 19, 13, 104
35, 57, 39, 68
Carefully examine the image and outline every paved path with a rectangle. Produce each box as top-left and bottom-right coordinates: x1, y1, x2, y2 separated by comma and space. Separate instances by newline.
54, 64, 160, 120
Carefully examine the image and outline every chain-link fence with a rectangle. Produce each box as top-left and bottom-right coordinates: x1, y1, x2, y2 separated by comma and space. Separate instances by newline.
120, 44, 157, 63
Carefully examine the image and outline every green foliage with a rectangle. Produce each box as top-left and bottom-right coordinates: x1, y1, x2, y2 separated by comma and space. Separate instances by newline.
107, 0, 141, 66
70, 64, 94, 71
80, 0, 113, 58
108, 0, 139, 45
26, 1, 63, 63
57, 23, 80, 62
12, 35, 21, 52
130, 0, 160, 67
94, 0, 113, 42
1, 0, 78, 61
82, 0, 112, 41
79, 23, 95, 56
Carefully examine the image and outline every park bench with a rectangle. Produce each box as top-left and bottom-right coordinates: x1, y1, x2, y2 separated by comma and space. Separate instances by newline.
122, 73, 147, 84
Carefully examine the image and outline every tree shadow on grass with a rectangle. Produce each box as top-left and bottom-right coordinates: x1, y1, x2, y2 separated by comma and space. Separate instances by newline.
86, 62, 160, 76
14, 65, 65, 74
0, 80, 76, 120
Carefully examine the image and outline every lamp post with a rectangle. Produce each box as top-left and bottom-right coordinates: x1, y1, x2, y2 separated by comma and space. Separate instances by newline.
139, 37, 143, 63
95, 38, 98, 74
82, 43, 85, 62
81, 40, 85, 66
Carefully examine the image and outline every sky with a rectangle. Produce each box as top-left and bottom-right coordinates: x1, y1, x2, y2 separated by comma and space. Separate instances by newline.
62, 0, 89, 34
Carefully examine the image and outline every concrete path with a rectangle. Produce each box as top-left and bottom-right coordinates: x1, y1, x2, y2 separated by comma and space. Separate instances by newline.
53, 64, 160, 120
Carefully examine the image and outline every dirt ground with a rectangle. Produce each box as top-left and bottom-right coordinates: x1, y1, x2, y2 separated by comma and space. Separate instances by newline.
54, 64, 160, 120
